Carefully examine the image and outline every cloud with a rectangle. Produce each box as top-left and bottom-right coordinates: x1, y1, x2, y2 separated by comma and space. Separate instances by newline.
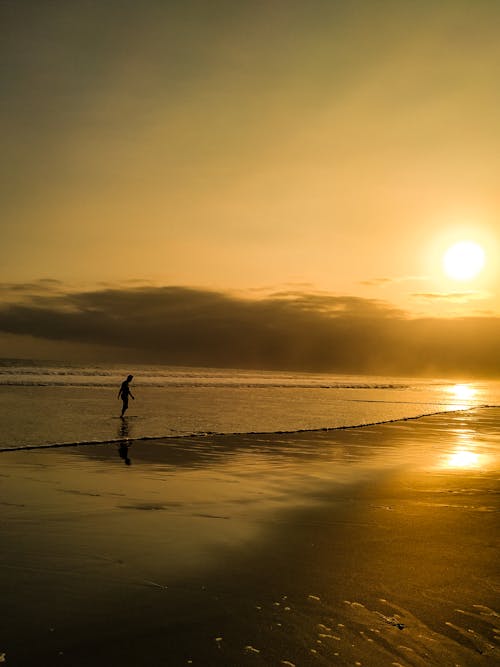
360, 276, 429, 287
0, 278, 63, 293
0, 284, 499, 377
359, 278, 394, 287
411, 291, 488, 303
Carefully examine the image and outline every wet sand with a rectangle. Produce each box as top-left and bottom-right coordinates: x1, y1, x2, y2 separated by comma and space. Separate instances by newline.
0, 408, 499, 666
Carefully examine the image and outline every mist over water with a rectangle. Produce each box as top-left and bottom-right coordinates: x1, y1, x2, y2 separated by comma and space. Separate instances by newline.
1, 360, 499, 450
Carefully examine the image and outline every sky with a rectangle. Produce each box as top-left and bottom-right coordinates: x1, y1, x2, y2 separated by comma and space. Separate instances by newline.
1, 1, 499, 375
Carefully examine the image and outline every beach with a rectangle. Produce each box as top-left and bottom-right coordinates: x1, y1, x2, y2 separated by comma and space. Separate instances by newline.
3, 2, 500, 665
0, 407, 499, 666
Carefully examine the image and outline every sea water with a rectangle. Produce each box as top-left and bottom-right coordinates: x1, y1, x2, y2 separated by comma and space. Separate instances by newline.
0, 358, 499, 450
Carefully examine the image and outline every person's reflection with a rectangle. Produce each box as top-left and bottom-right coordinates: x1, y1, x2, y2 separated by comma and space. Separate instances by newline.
117, 418, 132, 466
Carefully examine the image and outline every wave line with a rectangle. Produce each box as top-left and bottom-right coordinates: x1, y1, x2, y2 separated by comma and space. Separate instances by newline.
0, 405, 494, 454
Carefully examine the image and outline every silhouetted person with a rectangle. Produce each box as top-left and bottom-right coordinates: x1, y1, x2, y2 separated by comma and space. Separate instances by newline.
118, 374, 134, 417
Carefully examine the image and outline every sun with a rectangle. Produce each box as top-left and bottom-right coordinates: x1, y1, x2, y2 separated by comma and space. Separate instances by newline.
443, 241, 485, 281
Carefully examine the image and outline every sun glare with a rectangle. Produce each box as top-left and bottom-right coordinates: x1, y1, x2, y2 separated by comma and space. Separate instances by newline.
446, 448, 480, 469
438, 426, 493, 471
448, 383, 476, 401
443, 241, 485, 281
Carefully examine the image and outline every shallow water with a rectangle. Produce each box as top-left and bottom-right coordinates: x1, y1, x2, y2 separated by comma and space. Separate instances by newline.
1, 360, 499, 449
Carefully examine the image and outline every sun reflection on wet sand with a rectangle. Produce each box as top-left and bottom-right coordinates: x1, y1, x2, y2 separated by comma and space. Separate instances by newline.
441, 426, 490, 470
446, 448, 481, 468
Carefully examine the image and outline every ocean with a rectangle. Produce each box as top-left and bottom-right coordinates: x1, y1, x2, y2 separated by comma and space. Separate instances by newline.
1, 358, 499, 451
0, 359, 500, 449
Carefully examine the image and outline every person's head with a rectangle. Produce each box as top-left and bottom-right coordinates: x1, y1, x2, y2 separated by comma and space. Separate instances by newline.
127, 374, 133, 382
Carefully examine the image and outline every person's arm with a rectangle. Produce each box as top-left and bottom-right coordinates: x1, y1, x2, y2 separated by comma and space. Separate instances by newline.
130, 391, 135, 400
118, 387, 122, 399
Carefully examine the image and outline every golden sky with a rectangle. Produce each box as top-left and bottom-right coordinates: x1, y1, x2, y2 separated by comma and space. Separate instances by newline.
1, 1, 499, 372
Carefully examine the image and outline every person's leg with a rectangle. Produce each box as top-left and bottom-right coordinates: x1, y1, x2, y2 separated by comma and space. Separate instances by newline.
121, 398, 128, 417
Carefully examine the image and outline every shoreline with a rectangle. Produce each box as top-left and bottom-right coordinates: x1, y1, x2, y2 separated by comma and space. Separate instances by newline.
0, 403, 496, 453
1, 407, 498, 665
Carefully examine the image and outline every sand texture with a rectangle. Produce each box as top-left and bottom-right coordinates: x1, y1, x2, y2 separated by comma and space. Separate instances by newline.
0, 408, 499, 665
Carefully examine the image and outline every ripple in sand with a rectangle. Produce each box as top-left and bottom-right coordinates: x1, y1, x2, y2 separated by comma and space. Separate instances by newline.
244, 645, 260, 654
60, 488, 101, 497
445, 621, 497, 655
143, 580, 168, 590
317, 623, 331, 631
118, 503, 168, 511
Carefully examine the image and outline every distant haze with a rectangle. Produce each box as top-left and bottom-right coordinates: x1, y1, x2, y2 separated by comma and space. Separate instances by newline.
0, 283, 498, 378
1, 1, 499, 373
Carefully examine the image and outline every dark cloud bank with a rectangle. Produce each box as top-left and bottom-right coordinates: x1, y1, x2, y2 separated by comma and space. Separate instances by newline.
0, 285, 499, 378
